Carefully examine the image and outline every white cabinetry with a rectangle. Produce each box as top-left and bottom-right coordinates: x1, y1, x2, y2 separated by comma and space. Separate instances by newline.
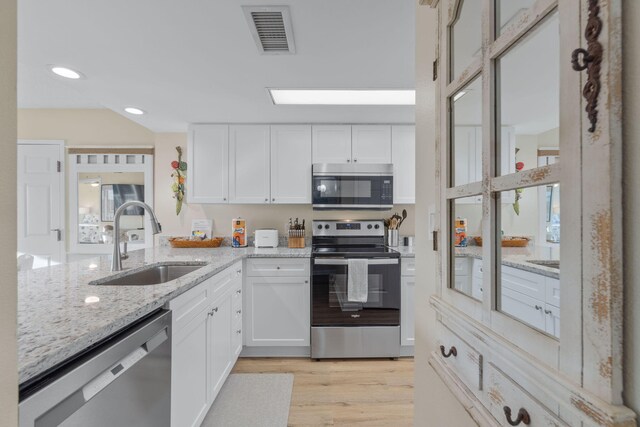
168, 261, 242, 427
245, 258, 310, 347
312, 125, 352, 164
229, 125, 271, 204
270, 125, 312, 203
401, 257, 416, 347
187, 124, 229, 203
454, 126, 515, 204
392, 125, 416, 204
351, 125, 392, 164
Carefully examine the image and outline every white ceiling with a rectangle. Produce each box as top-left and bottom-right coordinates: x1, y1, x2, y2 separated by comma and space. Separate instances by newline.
18, 0, 416, 132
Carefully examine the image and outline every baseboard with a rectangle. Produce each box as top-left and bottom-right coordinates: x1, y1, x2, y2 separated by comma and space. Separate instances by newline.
240, 346, 311, 357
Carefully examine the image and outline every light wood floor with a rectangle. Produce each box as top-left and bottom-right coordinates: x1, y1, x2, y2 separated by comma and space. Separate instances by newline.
232, 357, 414, 427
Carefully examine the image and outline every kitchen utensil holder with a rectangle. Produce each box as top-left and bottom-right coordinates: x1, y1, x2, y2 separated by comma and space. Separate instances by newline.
288, 229, 305, 248
387, 229, 399, 247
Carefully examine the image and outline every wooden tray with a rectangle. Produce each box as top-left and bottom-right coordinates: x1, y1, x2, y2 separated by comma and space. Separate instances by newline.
473, 236, 530, 247
169, 237, 224, 248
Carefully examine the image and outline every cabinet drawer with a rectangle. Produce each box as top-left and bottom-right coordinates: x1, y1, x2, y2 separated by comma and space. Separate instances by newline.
246, 258, 310, 277
501, 265, 546, 300
437, 325, 483, 392
485, 363, 566, 426
232, 285, 242, 312
210, 262, 242, 299
168, 278, 210, 332
401, 258, 416, 276
501, 287, 546, 331
472, 258, 483, 278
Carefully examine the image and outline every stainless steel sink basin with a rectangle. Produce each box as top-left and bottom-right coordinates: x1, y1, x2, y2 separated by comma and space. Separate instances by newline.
94, 263, 207, 286
527, 260, 560, 270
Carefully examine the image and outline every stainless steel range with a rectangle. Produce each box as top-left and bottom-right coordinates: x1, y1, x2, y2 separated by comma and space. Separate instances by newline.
311, 220, 401, 359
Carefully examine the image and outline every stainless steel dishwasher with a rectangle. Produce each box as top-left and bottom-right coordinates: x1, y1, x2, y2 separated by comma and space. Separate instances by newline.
19, 310, 171, 427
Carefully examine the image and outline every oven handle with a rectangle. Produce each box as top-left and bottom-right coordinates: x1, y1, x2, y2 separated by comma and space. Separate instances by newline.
313, 258, 399, 266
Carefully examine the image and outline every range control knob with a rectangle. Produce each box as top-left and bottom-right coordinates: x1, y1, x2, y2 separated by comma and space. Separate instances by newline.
324, 224, 330, 229
374, 224, 380, 230
317, 224, 323, 230
367, 224, 373, 230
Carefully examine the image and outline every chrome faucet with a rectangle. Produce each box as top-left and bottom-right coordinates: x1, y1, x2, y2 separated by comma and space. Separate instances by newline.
111, 201, 162, 271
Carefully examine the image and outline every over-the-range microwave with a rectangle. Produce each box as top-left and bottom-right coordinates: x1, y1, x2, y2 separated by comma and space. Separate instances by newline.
312, 163, 393, 210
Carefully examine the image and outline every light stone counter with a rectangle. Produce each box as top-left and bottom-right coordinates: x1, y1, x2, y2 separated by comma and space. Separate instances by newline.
455, 245, 560, 279
391, 245, 416, 258
18, 245, 311, 385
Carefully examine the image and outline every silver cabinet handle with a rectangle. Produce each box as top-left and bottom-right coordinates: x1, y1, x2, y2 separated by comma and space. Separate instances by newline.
305, 280, 309, 284
265, 198, 268, 202
353, 158, 358, 163
236, 329, 242, 334
276, 266, 281, 269
479, 267, 483, 273
314, 258, 399, 266
544, 309, 552, 315
272, 198, 275, 202
236, 269, 242, 274
347, 159, 351, 162
236, 310, 242, 314
236, 289, 242, 294
535, 305, 543, 311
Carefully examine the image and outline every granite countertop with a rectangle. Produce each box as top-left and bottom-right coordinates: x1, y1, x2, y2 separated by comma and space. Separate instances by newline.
455, 245, 560, 279
392, 245, 415, 258
18, 245, 311, 385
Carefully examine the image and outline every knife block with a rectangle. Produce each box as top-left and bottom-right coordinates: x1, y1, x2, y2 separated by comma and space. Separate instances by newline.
288, 229, 305, 248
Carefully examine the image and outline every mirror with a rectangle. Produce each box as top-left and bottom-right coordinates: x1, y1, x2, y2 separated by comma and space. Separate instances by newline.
497, 184, 560, 338
450, 195, 483, 301
451, 76, 482, 187
496, 0, 536, 36
78, 172, 145, 246
497, 11, 559, 176
450, 0, 482, 82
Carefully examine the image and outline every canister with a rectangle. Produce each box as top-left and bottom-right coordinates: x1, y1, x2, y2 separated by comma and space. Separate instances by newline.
232, 218, 247, 247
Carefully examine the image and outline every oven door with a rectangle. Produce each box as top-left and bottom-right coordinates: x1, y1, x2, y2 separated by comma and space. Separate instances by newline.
312, 175, 393, 209
312, 257, 400, 326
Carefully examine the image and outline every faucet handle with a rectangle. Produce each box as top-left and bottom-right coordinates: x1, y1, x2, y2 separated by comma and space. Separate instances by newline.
121, 242, 129, 260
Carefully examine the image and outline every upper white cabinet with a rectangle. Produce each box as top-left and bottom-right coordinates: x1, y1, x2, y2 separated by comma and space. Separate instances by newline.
312, 125, 393, 165
229, 125, 271, 204
311, 125, 352, 164
351, 125, 392, 164
270, 125, 312, 204
392, 125, 416, 204
187, 124, 229, 203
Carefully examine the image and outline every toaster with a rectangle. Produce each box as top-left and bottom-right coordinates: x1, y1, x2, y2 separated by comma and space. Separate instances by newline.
254, 229, 279, 248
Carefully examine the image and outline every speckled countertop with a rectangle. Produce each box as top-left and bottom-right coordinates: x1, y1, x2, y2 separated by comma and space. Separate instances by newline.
18, 245, 311, 385
455, 245, 560, 279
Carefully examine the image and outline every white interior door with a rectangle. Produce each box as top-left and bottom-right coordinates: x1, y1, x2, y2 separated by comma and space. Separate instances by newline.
17, 143, 64, 268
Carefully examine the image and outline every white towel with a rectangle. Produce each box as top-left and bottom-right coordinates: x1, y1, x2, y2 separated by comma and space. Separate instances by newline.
347, 259, 369, 303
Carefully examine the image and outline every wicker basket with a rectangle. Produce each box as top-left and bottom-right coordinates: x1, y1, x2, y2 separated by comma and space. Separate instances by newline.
169, 237, 224, 248
474, 236, 530, 247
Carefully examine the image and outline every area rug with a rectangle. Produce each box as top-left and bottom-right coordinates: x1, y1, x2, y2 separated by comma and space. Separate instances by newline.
201, 373, 294, 427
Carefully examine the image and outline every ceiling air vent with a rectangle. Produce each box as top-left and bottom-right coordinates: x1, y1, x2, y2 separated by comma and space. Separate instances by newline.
242, 6, 296, 54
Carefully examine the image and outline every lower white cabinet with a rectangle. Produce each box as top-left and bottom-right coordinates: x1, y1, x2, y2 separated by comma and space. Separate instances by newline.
401, 275, 416, 346
245, 258, 310, 347
168, 262, 242, 427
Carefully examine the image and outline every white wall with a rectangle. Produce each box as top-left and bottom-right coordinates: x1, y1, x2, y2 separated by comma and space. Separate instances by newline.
414, 2, 475, 426
0, 0, 18, 423
622, 0, 640, 416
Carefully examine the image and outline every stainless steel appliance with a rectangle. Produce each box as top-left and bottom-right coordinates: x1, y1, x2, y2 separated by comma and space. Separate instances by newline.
311, 220, 401, 358
312, 164, 393, 210
19, 310, 172, 427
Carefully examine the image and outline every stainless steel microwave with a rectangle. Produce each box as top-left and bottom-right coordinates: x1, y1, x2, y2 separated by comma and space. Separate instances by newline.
312, 163, 393, 210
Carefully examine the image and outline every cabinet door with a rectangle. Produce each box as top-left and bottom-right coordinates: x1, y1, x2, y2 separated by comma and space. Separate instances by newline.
187, 124, 229, 203
544, 304, 560, 338
270, 125, 312, 203
401, 276, 416, 346
351, 125, 392, 164
245, 276, 310, 346
501, 288, 546, 331
392, 125, 416, 204
229, 125, 270, 203
172, 309, 209, 427
312, 125, 352, 164
208, 293, 233, 402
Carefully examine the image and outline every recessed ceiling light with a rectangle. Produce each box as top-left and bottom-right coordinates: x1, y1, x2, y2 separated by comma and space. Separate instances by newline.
50, 66, 83, 79
124, 107, 145, 115
268, 89, 415, 105
85, 296, 100, 304
453, 91, 467, 102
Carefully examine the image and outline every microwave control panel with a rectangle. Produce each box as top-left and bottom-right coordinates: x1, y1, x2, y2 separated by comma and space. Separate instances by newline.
381, 179, 393, 202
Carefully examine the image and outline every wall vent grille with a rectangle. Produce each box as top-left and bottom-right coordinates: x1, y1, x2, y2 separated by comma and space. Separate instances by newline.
243, 6, 296, 54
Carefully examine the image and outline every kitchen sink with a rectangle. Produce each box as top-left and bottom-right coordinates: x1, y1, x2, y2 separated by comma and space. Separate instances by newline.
526, 259, 560, 270
93, 263, 207, 286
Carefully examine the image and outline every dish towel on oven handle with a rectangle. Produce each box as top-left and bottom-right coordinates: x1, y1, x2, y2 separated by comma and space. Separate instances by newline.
347, 258, 369, 303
